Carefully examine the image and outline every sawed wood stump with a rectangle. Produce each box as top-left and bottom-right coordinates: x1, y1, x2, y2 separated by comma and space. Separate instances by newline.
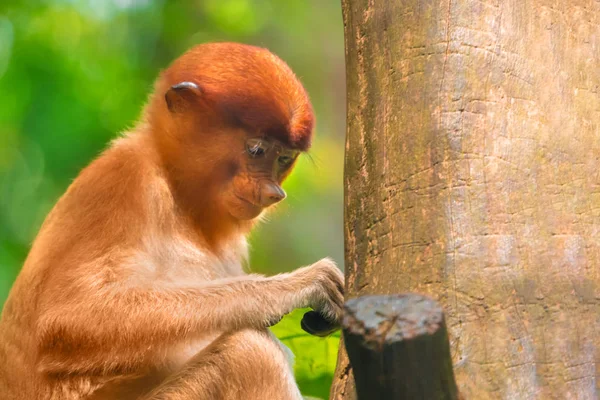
342, 294, 459, 400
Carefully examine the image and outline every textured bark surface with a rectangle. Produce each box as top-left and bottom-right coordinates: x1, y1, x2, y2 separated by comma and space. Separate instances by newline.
332, 0, 600, 399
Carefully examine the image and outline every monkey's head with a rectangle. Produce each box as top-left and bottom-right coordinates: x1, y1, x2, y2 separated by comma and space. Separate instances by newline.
148, 43, 314, 224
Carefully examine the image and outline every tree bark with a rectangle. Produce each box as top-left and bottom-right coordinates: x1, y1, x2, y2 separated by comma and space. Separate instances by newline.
333, 0, 600, 399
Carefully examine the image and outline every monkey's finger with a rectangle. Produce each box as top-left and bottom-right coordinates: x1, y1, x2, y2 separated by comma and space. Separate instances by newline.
323, 281, 345, 316
326, 267, 345, 296
335, 278, 345, 297
319, 261, 345, 296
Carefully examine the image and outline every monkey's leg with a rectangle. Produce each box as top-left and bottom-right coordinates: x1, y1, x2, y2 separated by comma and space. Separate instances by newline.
144, 329, 303, 400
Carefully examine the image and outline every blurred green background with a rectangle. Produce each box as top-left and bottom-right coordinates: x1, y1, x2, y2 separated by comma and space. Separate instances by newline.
0, 0, 345, 398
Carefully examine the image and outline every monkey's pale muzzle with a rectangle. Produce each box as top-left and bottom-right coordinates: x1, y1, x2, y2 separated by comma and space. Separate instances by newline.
259, 182, 286, 207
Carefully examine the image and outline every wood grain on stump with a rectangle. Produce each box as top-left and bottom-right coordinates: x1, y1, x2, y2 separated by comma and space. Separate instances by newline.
343, 294, 458, 400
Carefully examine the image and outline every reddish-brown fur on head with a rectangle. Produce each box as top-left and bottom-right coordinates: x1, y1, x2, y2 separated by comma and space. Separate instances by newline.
149, 42, 314, 150
143, 42, 315, 251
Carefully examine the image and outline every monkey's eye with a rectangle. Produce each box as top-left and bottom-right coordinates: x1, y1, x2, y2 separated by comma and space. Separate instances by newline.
277, 152, 298, 169
246, 138, 269, 158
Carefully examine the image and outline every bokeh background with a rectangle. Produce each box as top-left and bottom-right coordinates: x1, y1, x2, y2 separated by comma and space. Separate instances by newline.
0, 1, 345, 398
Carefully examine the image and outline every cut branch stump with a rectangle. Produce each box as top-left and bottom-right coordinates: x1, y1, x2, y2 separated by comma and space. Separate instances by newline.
342, 294, 458, 400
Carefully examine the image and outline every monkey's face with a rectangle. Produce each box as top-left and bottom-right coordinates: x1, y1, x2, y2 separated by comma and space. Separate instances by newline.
157, 75, 311, 223
223, 135, 299, 220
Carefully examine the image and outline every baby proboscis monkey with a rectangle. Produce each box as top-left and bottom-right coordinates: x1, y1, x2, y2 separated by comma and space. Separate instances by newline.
0, 42, 344, 400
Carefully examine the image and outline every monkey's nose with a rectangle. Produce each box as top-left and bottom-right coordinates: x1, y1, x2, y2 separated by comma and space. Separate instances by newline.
260, 182, 286, 207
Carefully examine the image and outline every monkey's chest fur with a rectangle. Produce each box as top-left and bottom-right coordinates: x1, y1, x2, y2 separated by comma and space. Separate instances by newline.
132, 234, 249, 282
86, 236, 251, 398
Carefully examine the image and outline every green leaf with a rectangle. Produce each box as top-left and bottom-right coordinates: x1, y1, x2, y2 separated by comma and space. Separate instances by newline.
270, 308, 340, 400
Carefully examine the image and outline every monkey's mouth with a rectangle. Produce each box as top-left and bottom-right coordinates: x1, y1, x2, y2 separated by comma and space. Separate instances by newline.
235, 194, 262, 210
231, 194, 264, 220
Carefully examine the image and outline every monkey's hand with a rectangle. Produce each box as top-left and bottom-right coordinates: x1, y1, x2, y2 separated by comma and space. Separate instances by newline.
290, 258, 344, 337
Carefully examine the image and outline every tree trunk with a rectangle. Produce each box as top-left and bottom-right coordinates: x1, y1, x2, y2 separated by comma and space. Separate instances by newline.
332, 0, 600, 399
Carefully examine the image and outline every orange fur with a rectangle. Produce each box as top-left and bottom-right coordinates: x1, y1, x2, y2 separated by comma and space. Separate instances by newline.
0, 42, 343, 400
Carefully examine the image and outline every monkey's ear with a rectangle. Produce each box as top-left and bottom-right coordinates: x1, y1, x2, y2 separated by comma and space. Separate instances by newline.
165, 81, 202, 113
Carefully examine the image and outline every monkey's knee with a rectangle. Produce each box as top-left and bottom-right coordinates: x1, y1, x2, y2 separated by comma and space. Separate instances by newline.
207, 329, 300, 399
146, 329, 301, 400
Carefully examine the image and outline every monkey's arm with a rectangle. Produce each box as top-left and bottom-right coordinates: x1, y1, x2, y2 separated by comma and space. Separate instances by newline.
35, 259, 343, 374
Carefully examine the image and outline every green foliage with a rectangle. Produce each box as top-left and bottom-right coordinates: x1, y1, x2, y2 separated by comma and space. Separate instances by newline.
271, 309, 341, 400
0, 0, 344, 397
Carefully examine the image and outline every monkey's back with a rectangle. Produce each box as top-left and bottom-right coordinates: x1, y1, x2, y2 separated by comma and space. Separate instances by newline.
0, 133, 250, 399
0, 137, 152, 399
